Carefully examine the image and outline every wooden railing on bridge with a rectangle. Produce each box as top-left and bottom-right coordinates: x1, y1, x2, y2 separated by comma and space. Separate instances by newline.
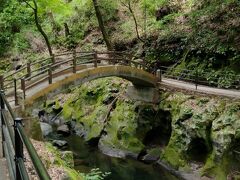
0, 91, 50, 180
0, 51, 149, 105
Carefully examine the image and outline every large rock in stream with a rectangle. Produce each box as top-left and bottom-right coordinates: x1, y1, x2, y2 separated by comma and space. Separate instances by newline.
57, 124, 70, 136
52, 140, 68, 149
40, 122, 53, 137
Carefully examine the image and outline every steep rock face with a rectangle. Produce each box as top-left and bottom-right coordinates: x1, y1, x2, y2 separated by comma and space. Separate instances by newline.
159, 92, 240, 178
211, 103, 240, 157
58, 78, 167, 155
99, 98, 144, 154
61, 78, 130, 142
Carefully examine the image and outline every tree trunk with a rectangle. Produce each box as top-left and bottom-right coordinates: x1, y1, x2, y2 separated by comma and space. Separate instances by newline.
64, 22, 70, 37
33, 0, 53, 57
128, 2, 144, 42
92, 0, 113, 51
48, 11, 59, 39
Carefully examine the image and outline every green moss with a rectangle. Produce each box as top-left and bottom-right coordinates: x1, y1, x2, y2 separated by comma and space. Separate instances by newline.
178, 108, 193, 121
197, 98, 210, 107
30, 119, 43, 141
64, 167, 84, 180
161, 146, 186, 169
46, 143, 84, 179
102, 99, 144, 153
201, 153, 229, 180
63, 101, 75, 120
147, 147, 161, 157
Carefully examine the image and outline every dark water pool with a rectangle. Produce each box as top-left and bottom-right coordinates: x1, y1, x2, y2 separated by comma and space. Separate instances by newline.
63, 135, 178, 180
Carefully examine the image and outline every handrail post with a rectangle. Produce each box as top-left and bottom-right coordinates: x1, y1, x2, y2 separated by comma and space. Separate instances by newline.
14, 118, 24, 180
73, 49, 76, 73
94, 51, 98, 68
0, 90, 5, 158
48, 67, 52, 84
14, 79, 18, 106
0, 75, 4, 90
27, 62, 31, 78
20, 79, 26, 99
156, 69, 162, 82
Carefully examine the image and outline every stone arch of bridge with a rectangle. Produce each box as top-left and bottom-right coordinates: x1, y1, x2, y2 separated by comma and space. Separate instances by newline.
25, 65, 158, 105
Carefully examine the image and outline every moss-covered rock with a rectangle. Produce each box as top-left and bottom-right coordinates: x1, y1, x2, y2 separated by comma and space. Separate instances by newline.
41, 77, 240, 179
100, 98, 144, 154
61, 78, 130, 142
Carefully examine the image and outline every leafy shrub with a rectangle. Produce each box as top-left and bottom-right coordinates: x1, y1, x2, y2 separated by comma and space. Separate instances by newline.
140, 0, 168, 16
81, 168, 111, 180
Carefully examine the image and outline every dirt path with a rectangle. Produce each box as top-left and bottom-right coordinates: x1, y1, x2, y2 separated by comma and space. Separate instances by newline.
161, 78, 240, 98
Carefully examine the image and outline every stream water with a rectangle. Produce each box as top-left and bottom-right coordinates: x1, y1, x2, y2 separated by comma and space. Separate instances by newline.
23, 113, 178, 180
63, 135, 178, 180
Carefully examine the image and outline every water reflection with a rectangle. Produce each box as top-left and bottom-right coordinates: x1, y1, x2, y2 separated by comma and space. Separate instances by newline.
64, 135, 178, 180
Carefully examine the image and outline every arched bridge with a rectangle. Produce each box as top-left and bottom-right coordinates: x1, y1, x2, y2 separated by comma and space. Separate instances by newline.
0, 51, 160, 105
1, 50, 239, 106
0, 51, 239, 179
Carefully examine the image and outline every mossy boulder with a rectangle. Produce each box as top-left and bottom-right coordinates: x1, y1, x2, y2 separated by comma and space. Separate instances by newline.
61, 78, 129, 142
210, 103, 240, 158
100, 98, 144, 154
159, 92, 240, 177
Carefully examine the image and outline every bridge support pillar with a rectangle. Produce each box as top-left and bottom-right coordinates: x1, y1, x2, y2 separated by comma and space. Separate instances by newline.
126, 86, 160, 103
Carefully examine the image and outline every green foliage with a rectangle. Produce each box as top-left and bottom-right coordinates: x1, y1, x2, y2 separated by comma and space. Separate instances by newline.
201, 153, 229, 179
11, 31, 31, 54
0, 0, 32, 55
80, 168, 111, 180
140, 0, 168, 16
99, 0, 118, 22
46, 143, 109, 179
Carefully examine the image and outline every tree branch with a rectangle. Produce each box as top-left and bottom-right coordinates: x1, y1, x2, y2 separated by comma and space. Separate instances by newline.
121, 0, 144, 42
22, 0, 35, 10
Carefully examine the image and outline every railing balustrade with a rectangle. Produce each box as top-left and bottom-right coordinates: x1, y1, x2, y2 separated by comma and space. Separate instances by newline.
0, 91, 51, 180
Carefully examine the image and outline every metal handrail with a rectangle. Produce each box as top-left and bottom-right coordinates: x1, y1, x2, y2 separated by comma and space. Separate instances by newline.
0, 91, 51, 180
